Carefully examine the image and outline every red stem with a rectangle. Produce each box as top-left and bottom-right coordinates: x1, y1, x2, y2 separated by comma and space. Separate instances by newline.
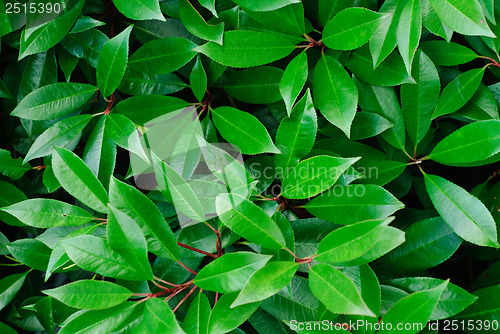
178, 261, 197, 275
173, 286, 198, 312
177, 242, 217, 258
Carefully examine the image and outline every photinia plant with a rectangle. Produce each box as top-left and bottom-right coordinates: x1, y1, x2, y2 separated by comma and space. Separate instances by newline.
1, 0, 500, 333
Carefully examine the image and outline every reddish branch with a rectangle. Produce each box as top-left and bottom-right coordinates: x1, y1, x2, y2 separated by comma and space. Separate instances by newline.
177, 242, 217, 258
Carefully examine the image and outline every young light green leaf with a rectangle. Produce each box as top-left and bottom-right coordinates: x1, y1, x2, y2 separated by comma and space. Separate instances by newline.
232, 261, 299, 308
190, 57, 207, 102
143, 298, 185, 333
107, 205, 153, 280
211, 106, 280, 154
428, 0, 495, 37
112, 0, 165, 21
0, 272, 28, 311
314, 54, 358, 137
309, 264, 375, 317
216, 193, 286, 249
1, 199, 93, 228
429, 120, 500, 165
52, 147, 109, 214
420, 41, 479, 66
195, 31, 295, 68
179, 0, 224, 44
322, 8, 385, 50
195, 252, 272, 293
43, 280, 132, 310
423, 173, 499, 247
182, 292, 211, 334
11, 83, 97, 120
304, 184, 404, 225
0, 149, 31, 180
280, 52, 308, 116
129, 37, 197, 74
433, 68, 485, 119
223, 66, 283, 104
110, 177, 179, 261
396, 0, 421, 74
24, 115, 92, 163
208, 292, 260, 334
421, 0, 454, 41
104, 113, 149, 162
96, 25, 133, 98
282, 155, 359, 199
232, 0, 300, 11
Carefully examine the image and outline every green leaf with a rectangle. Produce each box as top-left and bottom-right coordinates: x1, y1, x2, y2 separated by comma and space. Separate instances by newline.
70, 16, 106, 34
199, 0, 217, 16
242, 3, 306, 36
396, 0, 421, 74
433, 68, 485, 119
52, 147, 109, 214
19, 0, 84, 59
0, 78, 12, 99
151, 152, 205, 222
59, 50, 79, 82
379, 281, 448, 334
96, 25, 133, 98
143, 298, 185, 333
454, 284, 500, 325
459, 84, 499, 121
0, 272, 28, 311
420, 41, 479, 66
195, 31, 295, 68
423, 172, 499, 247
179, 0, 224, 44
18, 50, 58, 102
322, 8, 385, 50
62, 235, 150, 280
421, 0, 454, 41
129, 37, 197, 74
6, 238, 51, 271
350, 112, 394, 140
309, 264, 375, 317
104, 113, 149, 162
223, 66, 283, 104
1, 199, 93, 228
316, 218, 392, 264
216, 193, 286, 249
112, 0, 165, 21
355, 160, 407, 186
318, 0, 356, 27
107, 205, 153, 280
183, 292, 211, 334
110, 177, 179, 261
44, 280, 132, 310
11, 83, 97, 120
195, 252, 272, 293
208, 292, 260, 334
428, 120, 500, 165
24, 115, 93, 163
34, 297, 55, 334
304, 184, 404, 225
120, 69, 188, 96
374, 217, 462, 274
428, 0, 495, 37
0, 181, 27, 226
401, 50, 440, 147
232, 0, 300, 11
313, 54, 358, 137
280, 52, 308, 116
275, 90, 317, 174
61, 28, 109, 68
232, 261, 299, 308
282, 155, 359, 199
113, 95, 189, 124
0, 149, 31, 180
211, 106, 280, 154
190, 57, 207, 102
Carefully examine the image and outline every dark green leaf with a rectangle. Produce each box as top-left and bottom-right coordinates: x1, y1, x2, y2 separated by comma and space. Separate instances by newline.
0, 148, 31, 180
420, 41, 479, 66
223, 66, 283, 104
113, 0, 165, 21
0, 272, 28, 311
208, 292, 260, 334
179, 0, 224, 44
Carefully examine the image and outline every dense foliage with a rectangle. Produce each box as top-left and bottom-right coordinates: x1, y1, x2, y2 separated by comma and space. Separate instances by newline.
1, 0, 500, 333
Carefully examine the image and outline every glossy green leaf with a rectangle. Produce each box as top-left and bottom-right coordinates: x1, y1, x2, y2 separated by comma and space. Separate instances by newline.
401, 50, 440, 146
208, 292, 260, 334
318, 0, 355, 27
242, 3, 306, 36
1, 199, 93, 228
183, 292, 211, 334
459, 84, 499, 121
70, 16, 106, 34
24, 115, 92, 163
0, 149, 31, 180
282, 155, 359, 199
195, 252, 272, 293
396, 0, 421, 74
279, 52, 308, 115
96, 25, 133, 98
454, 284, 500, 326
179, 0, 224, 44
107, 205, 153, 280
304, 184, 404, 225
433, 68, 485, 119
423, 172, 499, 247
314, 54, 358, 137
61, 28, 109, 68
44, 280, 132, 310
429, 120, 500, 165
112, 0, 165, 21
350, 112, 393, 140
143, 298, 185, 333
355, 160, 407, 186
212, 106, 280, 154
223, 66, 283, 104
421, 0, 454, 41
110, 177, 179, 260
310, 264, 376, 317
195, 31, 295, 68
232, 0, 300, 11
199, 0, 217, 16
120, 69, 188, 96
190, 57, 207, 102
420, 41, 479, 66
52, 147, 109, 213
105, 113, 149, 162
11, 83, 97, 120
129, 37, 197, 74
0, 181, 28, 226
6, 238, 51, 271
0, 272, 28, 311
322, 8, 385, 50
428, 0, 494, 37
113, 95, 189, 124
216, 193, 286, 249
18, 50, 58, 102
